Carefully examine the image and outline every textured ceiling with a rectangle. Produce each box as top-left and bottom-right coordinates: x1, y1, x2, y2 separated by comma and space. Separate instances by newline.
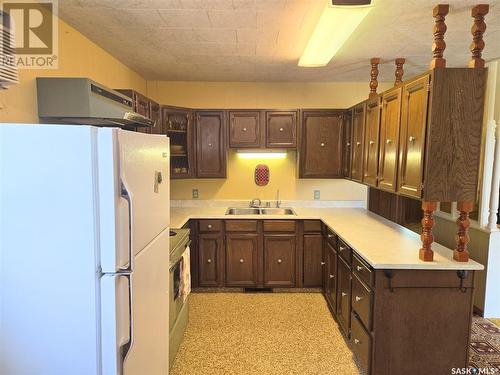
59, 0, 500, 82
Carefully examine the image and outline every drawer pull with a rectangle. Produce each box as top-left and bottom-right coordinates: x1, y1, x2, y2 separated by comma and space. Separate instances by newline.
386, 139, 392, 144
277, 259, 282, 264
341, 292, 347, 297
329, 274, 335, 279
339, 246, 346, 251
328, 234, 335, 239
354, 338, 361, 345
369, 140, 375, 145
239, 258, 244, 263
356, 265, 364, 272
320, 142, 325, 147
207, 259, 212, 263
355, 295, 363, 302
409, 136, 416, 143
321, 261, 326, 266
207, 224, 212, 229
279, 127, 284, 132
356, 141, 361, 146
243, 127, 247, 131
346, 142, 351, 147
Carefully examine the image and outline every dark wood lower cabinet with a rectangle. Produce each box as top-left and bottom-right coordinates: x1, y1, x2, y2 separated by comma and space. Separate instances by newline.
336, 256, 351, 337
198, 233, 224, 287
325, 241, 337, 312
303, 234, 323, 287
225, 234, 260, 287
264, 235, 296, 287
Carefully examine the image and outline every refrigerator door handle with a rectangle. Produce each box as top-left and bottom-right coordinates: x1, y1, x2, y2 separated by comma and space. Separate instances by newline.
120, 180, 133, 272
118, 272, 134, 374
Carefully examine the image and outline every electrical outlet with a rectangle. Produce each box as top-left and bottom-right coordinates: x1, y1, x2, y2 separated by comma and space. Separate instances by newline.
314, 190, 320, 200
192, 189, 199, 199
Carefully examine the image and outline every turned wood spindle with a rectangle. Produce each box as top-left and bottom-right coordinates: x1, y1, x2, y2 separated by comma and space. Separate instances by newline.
394, 58, 405, 86
429, 4, 449, 69
454, 201, 473, 262
369, 57, 380, 98
468, 4, 489, 68
419, 201, 437, 262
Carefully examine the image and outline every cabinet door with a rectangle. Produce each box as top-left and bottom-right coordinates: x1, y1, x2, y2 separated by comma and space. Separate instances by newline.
266, 111, 297, 148
326, 241, 337, 312
303, 234, 323, 287
398, 74, 430, 198
195, 111, 226, 178
299, 111, 343, 178
378, 87, 402, 192
342, 111, 353, 178
363, 97, 381, 187
264, 235, 296, 287
226, 234, 260, 287
337, 257, 351, 337
198, 233, 224, 287
134, 92, 151, 118
351, 103, 365, 182
149, 101, 162, 135
229, 111, 261, 148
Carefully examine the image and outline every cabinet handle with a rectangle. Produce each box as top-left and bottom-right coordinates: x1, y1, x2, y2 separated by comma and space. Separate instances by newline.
279, 127, 284, 132
386, 139, 392, 144
277, 259, 282, 264
346, 142, 351, 147
243, 127, 247, 132
208, 143, 213, 147
356, 265, 363, 272
321, 261, 326, 266
369, 140, 375, 145
339, 246, 346, 252
207, 224, 212, 229
329, 274, 335, 279
207, 258, 212, 263
355, 296, 363, 302
341, 292, 347, 297
409, 136, 416, 143
356, 141, 361, 146
320, 143, 325, 147
239, 258, 244, 263
354, 338, 361, 345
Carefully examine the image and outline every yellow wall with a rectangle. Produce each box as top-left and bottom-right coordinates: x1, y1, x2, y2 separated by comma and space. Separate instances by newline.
148, 80, 394, 201
0, 18, 146, 123
171, 150, 367, 200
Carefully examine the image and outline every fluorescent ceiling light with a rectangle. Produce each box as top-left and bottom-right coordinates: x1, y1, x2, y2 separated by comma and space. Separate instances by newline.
298, 3, 372, 67
236, 150, 287, 159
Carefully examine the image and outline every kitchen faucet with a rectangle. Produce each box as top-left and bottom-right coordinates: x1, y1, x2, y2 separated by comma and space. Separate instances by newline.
250, 198, 261, 208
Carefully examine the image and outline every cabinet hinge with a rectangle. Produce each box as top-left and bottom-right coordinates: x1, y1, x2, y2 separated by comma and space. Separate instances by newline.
426, 83, 432, 92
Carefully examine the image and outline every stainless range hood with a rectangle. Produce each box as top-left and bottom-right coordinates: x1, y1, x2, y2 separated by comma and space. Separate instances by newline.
36, 77, 155, 129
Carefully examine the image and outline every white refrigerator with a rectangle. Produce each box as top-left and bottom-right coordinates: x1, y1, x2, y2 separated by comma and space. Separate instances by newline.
0, 124, 170, 374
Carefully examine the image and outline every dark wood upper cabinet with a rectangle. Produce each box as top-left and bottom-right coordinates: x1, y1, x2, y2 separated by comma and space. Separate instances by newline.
350, 102, 365, 182
378, 86, 402, 192
342, 110, 353, 178
195, 110, 226, 178
362, 97, 381, 187
149, 100, 162, 135
116, 89, 152, 134
299, 110, 344, 178
263, 235, 296, 288
265, 111, 297, 148
398, 68, 487, 202
162, 106, 194, 179
225, 233, 260, 287
228, 111, 262, 148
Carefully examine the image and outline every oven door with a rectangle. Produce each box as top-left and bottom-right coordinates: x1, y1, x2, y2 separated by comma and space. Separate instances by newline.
169, 258, 184, 332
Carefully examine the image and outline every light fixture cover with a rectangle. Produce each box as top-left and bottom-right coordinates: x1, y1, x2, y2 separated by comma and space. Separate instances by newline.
298, 3, 372, 67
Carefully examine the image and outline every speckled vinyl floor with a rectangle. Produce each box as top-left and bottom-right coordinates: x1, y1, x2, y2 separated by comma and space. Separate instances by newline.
170, 293, 361, 375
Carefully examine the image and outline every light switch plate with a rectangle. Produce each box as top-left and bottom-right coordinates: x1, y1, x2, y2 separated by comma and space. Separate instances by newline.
314, 190, 320, 200
192, 189, 199, 199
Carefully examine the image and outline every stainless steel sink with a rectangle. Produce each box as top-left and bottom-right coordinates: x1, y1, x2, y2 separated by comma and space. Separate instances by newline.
260, 208, 296, 215
225, 207, 296, 215
225, 208, 261, 215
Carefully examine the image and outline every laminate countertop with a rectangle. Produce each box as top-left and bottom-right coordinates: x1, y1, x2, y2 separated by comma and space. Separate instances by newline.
170, 206, 484, 271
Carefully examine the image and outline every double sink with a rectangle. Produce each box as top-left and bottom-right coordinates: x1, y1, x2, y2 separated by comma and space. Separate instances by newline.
225, 207, 296, 215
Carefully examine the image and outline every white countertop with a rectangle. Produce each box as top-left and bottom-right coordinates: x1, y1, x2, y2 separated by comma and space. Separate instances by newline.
170, 206, 484, 271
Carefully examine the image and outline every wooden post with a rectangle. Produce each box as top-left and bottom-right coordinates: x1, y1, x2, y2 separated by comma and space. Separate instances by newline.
394, 58, 405, 85
454, 202, 473, 262
468, 4, 489, 68
429, 4, 449, 69
369, 57, 380, 98
419, 201, 437, 262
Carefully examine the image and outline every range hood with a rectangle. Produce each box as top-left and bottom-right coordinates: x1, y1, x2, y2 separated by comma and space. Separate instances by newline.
36, 77, 155, 129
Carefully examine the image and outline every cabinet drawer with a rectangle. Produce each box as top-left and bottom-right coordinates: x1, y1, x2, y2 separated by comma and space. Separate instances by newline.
337, 238, 351, 263
353, 254, 374, 287
351, 312, 372, 373
225, 220, 258, 232
199, 220, 222, 233
303, 220, 322, 233
263, 220, 296, 232
326, 228, 336, 247
351, 273, 373, 331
